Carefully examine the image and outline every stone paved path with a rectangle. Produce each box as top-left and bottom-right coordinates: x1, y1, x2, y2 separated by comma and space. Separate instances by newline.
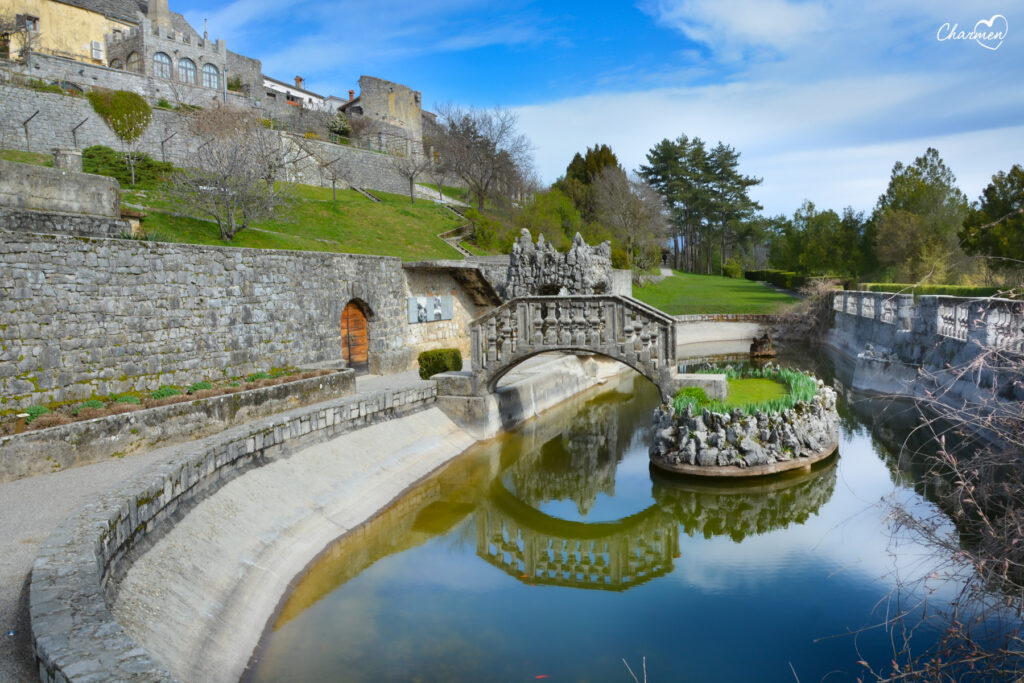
0, 370, 427, 682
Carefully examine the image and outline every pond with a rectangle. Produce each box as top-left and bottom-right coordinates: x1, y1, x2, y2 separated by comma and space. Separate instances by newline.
245, 349, 967, 682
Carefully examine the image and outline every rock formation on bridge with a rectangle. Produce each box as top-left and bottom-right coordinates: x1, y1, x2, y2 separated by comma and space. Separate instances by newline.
505, 230, 612, 298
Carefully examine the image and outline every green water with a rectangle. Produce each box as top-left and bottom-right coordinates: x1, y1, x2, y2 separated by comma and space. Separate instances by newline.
246, 354, 968, 682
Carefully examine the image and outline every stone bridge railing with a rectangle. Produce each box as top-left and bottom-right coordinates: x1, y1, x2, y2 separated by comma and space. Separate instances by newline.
832, 291, 1024, 353
469, 295, 678, 397
477, 493, 676, 591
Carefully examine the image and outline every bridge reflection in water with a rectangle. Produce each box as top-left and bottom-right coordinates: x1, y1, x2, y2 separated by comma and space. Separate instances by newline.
476, 458, 836, 592
264, 370, 838, 634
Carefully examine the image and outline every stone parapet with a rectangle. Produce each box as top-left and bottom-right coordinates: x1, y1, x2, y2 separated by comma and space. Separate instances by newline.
29, 382, 437, 683
0, 205, 127, 237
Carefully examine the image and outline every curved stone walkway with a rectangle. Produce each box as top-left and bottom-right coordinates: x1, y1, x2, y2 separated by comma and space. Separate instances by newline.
0, 371, 428, 682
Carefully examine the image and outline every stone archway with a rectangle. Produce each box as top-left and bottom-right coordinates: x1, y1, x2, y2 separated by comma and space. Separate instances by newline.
340, 300, 369, 373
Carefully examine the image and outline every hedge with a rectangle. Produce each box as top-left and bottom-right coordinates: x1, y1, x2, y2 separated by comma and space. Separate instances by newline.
857, 283, 1011, 298
418, 348, 463, 379
744, 269, 808, 290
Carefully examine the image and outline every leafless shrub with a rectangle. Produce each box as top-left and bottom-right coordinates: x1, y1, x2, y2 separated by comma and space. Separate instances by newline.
29, 414, 72, 430
165, 107, 297, 240
774, 277, 840, 342
867, 341, 1024, 680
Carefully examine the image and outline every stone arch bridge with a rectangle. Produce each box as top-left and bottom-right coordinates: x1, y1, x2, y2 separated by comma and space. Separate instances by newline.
470, 295, 683, 399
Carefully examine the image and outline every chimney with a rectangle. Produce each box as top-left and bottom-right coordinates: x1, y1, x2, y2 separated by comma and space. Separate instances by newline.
147, 0, 173, 31
294, 75, 304, 89
348, 89, 354, 101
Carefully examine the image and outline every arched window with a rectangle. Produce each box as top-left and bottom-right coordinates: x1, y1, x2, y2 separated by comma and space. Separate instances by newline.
202, 63, 219, 89
109, 58, 124, 70
177, 57, 196, 84
153, 52, 171, 79
126, 52, 142, 73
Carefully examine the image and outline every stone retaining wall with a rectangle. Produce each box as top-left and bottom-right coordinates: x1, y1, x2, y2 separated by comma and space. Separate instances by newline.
30, 382, 437, 683
0, 205, 127, 238
0, 369, 355, 482
0, 230, 413, 411
0, 84, 415, 195
0, 160, 119, 216
827, 291, 1024, 398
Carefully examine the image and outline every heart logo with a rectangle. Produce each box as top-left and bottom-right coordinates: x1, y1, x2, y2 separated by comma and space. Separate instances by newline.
974, 14, 1008, 50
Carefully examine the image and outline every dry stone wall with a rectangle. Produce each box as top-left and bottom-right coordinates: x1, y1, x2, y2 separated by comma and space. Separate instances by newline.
0, 230, 415, 411
0, 84, 416, 195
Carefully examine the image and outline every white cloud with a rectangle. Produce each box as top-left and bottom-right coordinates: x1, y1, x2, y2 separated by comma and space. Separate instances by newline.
643, 0, 829, 52
515, 65, 1024, 215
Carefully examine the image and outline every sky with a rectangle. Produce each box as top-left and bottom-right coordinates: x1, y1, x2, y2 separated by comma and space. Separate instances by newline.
176, 0, 1023, 216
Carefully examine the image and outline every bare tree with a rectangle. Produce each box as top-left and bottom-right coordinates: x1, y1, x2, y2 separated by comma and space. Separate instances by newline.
433, 104, 534, 210
0, 10, 40, 67
294, 136, 352, 201
164, 107, 296, 240
591, 167, 667, 272
386, 140, 434, 204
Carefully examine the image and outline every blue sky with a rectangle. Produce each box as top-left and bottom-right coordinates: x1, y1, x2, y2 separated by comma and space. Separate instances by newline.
177, 0, 1023, 216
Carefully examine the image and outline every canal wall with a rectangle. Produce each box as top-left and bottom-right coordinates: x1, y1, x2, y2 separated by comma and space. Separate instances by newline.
29, 354, 632, 683
825, 291, 1024, 400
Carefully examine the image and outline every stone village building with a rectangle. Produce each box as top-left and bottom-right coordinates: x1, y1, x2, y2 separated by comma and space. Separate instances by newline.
0, 0, 428, 144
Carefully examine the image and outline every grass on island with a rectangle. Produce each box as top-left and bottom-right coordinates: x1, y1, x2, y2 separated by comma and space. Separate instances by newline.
0, 149, 53, 167
674, 367, 818, 416
123, 184, 467, 261
633, 270, 799, 315
723, 378, 789, 407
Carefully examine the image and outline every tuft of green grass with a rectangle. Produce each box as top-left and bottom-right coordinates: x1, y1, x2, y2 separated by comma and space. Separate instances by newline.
187, 381, 213, 393
113, 394, 141, 404
633, 270, 799, 315
673, 366, 819, 416
246, 371, 271, 382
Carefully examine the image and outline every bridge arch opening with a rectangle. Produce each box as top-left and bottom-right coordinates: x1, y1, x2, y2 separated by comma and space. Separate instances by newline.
491, 349, 664, 399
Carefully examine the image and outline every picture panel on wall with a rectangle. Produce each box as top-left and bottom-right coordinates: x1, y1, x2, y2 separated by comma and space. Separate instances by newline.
408, 295, 453, 323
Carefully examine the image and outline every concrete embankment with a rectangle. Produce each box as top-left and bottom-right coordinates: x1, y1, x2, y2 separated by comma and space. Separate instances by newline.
29, 353, 628, 683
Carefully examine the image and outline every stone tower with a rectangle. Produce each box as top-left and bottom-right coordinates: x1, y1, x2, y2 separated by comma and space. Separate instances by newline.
147, 0, 173, 31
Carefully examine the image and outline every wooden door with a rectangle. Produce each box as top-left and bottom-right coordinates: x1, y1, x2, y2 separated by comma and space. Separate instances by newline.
340, 302, 368, 372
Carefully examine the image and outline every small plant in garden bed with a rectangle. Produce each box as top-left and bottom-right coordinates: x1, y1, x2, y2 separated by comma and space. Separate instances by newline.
247, 371, 271, 382
673, 365, 819, 416
72, 400, 105, 416
25, 405, 49, 423
188, 381, 213, 394
150, 385, 182, 400
113, 394, 141, 404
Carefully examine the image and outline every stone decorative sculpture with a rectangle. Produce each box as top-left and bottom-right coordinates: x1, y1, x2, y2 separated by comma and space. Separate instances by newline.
505, 229, 612, 298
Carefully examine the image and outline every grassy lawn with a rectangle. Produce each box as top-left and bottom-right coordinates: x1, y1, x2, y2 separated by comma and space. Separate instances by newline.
124, 184, 466, 261
420, 182, 470, 203
1, 149, 53, 166
633, 270, 799, 315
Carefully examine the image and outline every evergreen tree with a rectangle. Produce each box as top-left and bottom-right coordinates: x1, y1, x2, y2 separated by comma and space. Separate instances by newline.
959, 164, 1024, 271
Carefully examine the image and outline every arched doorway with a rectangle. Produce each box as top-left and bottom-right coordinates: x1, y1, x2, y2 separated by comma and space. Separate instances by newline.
340, 301, 369, 373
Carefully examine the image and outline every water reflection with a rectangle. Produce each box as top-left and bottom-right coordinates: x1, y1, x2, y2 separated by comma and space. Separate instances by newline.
247, 350, 978, 683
